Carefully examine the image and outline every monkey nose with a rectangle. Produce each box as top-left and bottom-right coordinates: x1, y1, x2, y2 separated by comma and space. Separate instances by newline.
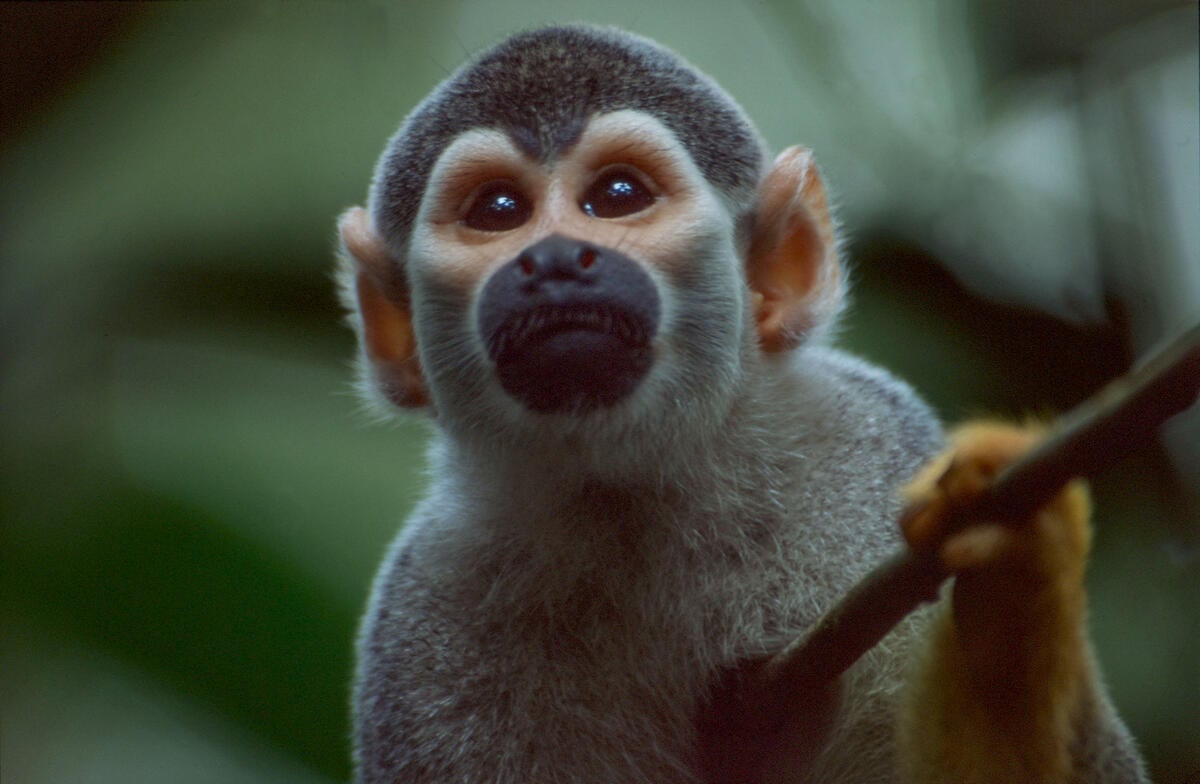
514, 234, 602, 289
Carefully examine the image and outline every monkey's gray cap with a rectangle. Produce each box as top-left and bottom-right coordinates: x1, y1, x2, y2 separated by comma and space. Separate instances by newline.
370, 24, 769, 256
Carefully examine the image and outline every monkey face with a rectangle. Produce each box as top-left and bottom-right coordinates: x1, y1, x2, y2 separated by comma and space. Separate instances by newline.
403, 111, 746, 424
343, 110, 843, 449
339, 25, 845, 441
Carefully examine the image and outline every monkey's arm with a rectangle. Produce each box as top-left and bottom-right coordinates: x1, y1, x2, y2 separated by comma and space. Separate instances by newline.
895, 422, 1147, 784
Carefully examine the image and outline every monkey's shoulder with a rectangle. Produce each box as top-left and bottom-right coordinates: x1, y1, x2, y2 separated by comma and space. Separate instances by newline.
748, 346, 945, 581
781, 346, 943, 479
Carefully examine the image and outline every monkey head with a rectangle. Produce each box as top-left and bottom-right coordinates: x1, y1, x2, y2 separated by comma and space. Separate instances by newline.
338, 26, 843, 448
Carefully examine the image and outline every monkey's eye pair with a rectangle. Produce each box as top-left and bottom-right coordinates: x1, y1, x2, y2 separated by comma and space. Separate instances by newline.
581, 167, 656, 219
462, 167, 656, 232
463, 182, 533, 232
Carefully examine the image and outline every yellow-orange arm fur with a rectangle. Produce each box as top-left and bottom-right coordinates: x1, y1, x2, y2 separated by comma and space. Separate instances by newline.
897, 421, 1094, 784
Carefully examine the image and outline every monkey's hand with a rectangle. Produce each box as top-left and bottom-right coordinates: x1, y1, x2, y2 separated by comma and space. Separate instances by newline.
896, 421, 1093, 784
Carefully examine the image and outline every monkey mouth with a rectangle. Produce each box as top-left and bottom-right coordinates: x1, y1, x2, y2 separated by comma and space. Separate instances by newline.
484, 302, 655, 413
475, 236, 662, 414
486, 303, 650, 364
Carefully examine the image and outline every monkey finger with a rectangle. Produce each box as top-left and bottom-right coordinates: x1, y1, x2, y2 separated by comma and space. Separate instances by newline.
899, 498, 944, 551
939, 523, 1018, 572
901, 463, 987, 551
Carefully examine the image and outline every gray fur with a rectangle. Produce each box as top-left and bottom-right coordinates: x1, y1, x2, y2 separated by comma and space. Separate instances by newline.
356, 347, 944, 782
345, 25, 1148, 783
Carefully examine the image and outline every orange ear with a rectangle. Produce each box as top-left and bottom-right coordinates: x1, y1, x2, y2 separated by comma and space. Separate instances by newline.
339, 207, 429, 408
747, 146, 843, 352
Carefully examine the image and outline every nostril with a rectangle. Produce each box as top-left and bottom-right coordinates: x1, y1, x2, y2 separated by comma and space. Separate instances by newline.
509, 236, 603, 284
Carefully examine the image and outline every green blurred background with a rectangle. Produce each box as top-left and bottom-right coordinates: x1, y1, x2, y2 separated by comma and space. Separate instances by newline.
2, 1, 1197, 781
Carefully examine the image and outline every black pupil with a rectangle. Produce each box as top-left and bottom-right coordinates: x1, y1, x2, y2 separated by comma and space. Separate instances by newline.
583, 171, 654, 218
465, 184, 530, 231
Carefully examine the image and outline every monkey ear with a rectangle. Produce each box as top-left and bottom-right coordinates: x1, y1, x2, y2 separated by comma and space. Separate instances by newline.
339, 207, 430, 408
747, 146, 844, 353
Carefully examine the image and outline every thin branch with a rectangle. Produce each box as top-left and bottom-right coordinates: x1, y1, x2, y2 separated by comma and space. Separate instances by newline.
699, 322, 1200, 782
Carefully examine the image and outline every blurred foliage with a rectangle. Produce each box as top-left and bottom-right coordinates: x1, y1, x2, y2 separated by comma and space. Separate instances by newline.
2, 1, 1196, 782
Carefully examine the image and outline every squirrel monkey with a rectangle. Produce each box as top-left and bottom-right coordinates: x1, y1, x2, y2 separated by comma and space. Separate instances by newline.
335, 25, 1147, 783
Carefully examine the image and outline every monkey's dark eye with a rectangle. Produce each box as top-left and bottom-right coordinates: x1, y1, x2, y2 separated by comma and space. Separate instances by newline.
581, 167, 656, 219
463, 182, 532, 232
